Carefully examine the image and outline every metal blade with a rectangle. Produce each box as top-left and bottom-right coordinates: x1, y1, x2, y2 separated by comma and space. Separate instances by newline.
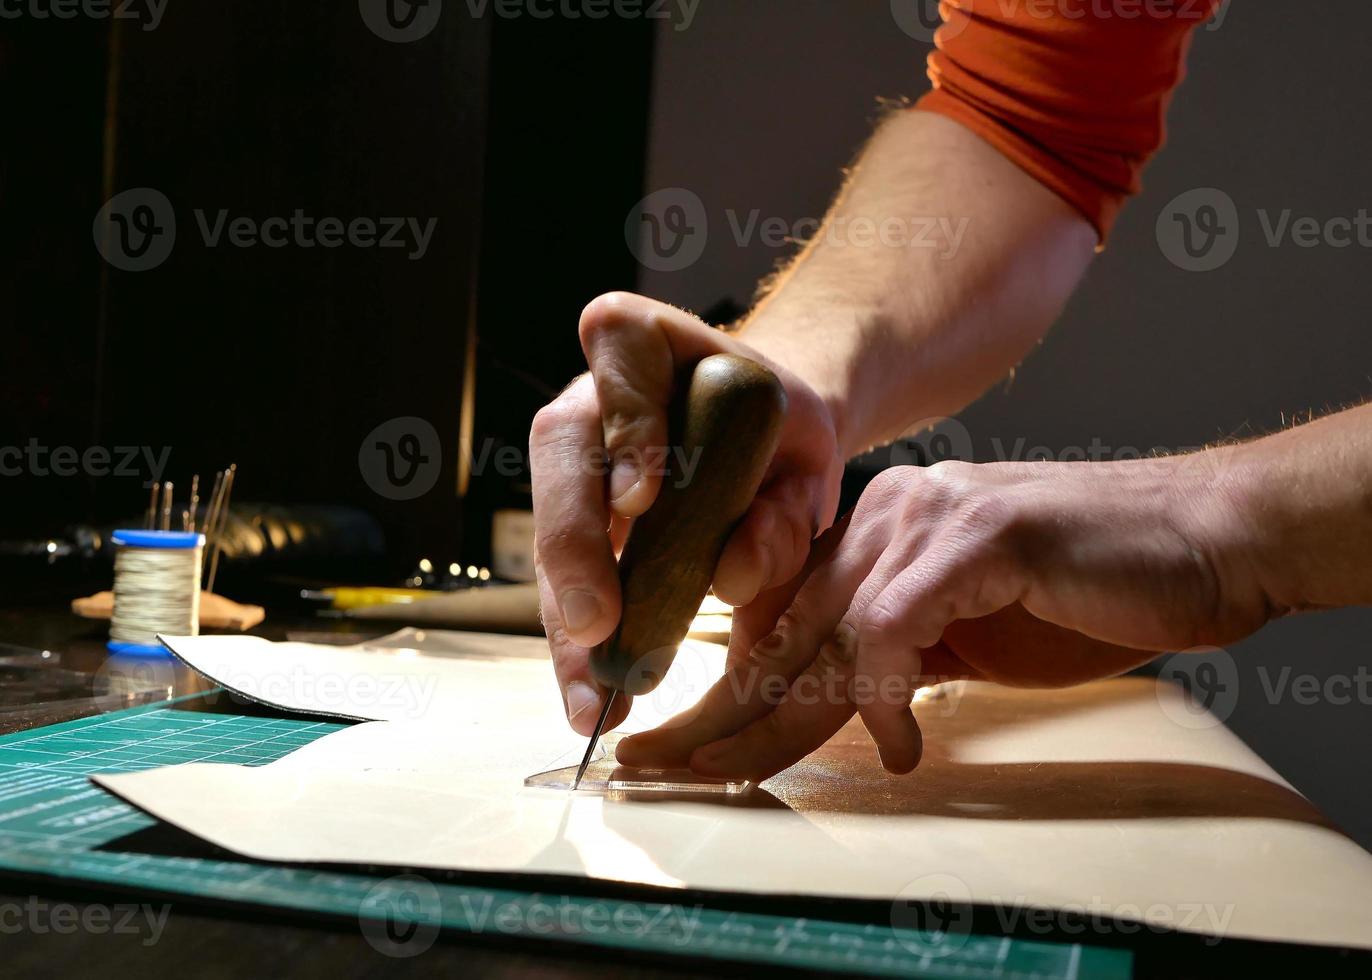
570, 691, 616, 791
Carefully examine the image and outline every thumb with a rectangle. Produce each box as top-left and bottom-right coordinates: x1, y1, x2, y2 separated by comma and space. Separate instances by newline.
578, 293, 734, 517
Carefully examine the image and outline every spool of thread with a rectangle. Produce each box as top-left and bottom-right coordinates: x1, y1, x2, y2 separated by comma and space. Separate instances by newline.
108, 529, 205, 655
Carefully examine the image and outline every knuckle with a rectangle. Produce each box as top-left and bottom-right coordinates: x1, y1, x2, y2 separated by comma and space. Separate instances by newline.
926, 458, 975, 485
545, 623, 578, 657
529, 403, 568, 445
816, 623, 859, 668
862, 466, 914, 505
954, 491, 1011, 537
579, 291, 637, 342
535, 524, 594, 567
858, 610, 898, 651
757, 707, 791, 744
603, 411, 662, 454
746, 630, 790, 668
771, 607, 815, 645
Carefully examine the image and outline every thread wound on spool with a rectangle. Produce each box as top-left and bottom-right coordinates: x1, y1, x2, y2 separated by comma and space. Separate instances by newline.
109, 530, 204, 649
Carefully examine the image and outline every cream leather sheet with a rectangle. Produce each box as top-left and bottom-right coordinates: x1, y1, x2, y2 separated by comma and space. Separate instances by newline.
90, 632, 1372, 950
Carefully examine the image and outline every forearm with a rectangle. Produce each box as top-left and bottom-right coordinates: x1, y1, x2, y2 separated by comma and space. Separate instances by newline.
1219, 403, 1372, 614
737, 110, 1098, 458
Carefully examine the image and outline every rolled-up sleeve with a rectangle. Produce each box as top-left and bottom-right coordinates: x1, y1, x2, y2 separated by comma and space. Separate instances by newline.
916, 0, 1222, 240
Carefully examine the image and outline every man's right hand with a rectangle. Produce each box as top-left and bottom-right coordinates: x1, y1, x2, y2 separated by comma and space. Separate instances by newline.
530, 292, 844, 735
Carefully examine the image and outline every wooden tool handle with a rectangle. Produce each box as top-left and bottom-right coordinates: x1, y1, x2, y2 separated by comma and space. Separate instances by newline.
590, 353, 787, 695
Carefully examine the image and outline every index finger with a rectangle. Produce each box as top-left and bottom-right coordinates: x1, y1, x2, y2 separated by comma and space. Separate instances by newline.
614, 516, 853, 768
530, 374, 622, 650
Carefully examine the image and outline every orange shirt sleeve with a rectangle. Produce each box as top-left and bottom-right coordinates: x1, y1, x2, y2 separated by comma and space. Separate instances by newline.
915, 1, 1222, 240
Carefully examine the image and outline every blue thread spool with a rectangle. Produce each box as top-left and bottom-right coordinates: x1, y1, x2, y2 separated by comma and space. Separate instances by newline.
108, 530, 205, 656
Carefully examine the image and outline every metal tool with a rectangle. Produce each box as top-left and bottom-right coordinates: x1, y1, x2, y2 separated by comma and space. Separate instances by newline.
571, 353, 788, 789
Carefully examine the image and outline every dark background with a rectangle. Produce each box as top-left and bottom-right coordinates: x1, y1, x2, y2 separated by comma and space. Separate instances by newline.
638, 1, 1372, 849
0, 1, 652, 575
2, 0, 1370, 851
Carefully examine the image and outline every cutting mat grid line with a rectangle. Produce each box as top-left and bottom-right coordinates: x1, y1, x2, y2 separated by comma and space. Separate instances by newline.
0, 705, 1128, 980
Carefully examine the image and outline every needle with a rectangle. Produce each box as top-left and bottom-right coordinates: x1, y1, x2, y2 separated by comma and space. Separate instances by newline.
206, 463, 235, 594
188, 474, 200, 533
571, 691, 616, 791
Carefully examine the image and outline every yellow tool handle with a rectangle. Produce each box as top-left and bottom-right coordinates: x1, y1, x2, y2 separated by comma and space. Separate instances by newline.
589, 353, 787, 696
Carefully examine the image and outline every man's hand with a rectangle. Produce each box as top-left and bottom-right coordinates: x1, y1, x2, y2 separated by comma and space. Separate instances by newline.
617, 454, 1276, 779
530, 292, 844, 735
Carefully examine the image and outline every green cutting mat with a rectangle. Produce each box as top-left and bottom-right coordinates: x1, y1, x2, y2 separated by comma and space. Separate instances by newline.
0, 700, 1130, 979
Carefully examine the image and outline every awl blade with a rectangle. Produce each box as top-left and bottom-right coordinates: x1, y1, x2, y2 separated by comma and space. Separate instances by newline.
570, 690, 616, 791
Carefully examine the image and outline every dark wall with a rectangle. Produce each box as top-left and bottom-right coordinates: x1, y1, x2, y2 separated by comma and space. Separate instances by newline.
1, 4, 656, 577
0, 16, 110, 534
2, 4, 491, 572
466, 10, 656, 566
638, 1, 1372, 847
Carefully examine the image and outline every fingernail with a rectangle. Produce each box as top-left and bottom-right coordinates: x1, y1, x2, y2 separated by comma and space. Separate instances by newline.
609, 459, 642, 507
566, 681, 600, 722
615, 733, 650, 766
756, 543, 774, 592
717, 545, 771, 607
559, 589, 602, 636
823, 623, 858, 664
